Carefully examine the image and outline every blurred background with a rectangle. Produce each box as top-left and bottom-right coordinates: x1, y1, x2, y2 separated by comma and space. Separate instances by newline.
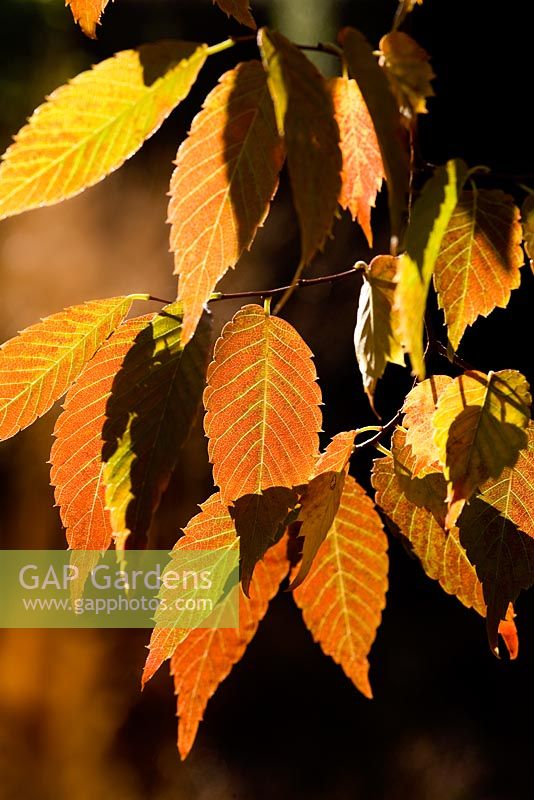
0, 1, 533, 797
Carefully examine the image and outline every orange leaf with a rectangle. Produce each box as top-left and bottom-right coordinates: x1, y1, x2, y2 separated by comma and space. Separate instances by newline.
0, 295, 134, 442
432, 369, 531, 525
434, 189, 524, 350
259, 28, 341, 265
522, 195, 534, 269
66, 0, 110, 38
354, 255, 405, 408
50, 313, 153, 551
0, 42, 207, 220
213, 0, 256, 29
204, 304, 322, 503
379, 32, 435, 119
294, 474, 388, 698
339, 27, 409, 242
328, 77, 384, 246
170, 61, 284, 343
169, 538, 288, 759
401, 374, 453, 475
290, 430, 356, 589
143, 492, 240, 683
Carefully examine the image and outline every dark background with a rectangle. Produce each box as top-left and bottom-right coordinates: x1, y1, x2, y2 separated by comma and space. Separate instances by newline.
0, 1, 533, 798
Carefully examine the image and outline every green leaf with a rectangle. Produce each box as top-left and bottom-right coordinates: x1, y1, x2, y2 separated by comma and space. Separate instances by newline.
339, 26, 410, 242
394, 159, 468, 378
258, 28, 342, 265
103, 304, 212, 552
0, 41, 208, 219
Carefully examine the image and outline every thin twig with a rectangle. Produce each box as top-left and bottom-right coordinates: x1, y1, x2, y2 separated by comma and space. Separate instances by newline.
355, 410, 402, 450
291, 42, 343, 58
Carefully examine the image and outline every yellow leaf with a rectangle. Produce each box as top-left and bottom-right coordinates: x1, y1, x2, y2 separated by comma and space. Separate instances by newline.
0, 41, 208, 219
259, 28, 342, 265
401, 375, 453, 475
379, 32, 435, 119
0, 295, 134, 442
170, 61, 284, 344
394, 159, 468, 378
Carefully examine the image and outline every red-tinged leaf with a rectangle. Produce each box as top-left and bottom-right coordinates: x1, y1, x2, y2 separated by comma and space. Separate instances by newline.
372, 432, 486, 616
204, 304, 322, 503
394, 159, 468, 378
50, 314, 153, 551
0, 295, 135, 442
213, 0, 256, 29
143, 492, 239, 682
432, 369, 531, 526
328, 77, 384, 246
290, 431, 356, 589
0, 42, 207, 219
169, 538, 288, 759
102, 305, 212, 553
339, 27, 410, 242
230, 487, 297, 595
293, 474, 388, 698
401, 375, 453, 475
379, 32, 435, 119
170, 61, 284, 344
434, 189, 524, 350
67, 0, 110, 38
258, 28, 341, 265
354, 255, 405, 409
523, 195, 534, 268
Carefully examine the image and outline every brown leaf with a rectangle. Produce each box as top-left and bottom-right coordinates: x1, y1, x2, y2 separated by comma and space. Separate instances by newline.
213, 0, 256, 29
379, 32, 435, 120
522, 194, 534, 271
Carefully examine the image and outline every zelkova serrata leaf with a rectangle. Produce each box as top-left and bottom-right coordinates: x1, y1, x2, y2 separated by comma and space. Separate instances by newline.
170, 60, 284, 344
67, 0, 111, 38
0, 41, 208, 219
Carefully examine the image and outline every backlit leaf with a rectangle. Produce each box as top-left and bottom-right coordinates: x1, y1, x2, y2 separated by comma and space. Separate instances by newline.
204, 304, 322, 503
169, 538, 288, 759
290, 431, 356, 590
394, 159, 468, 378
103, 305, 212, 553
434, 189, 523, 350
401, 375, 453, 475
214, 0, 256, 29
0, 296, 134, 442
354, 255, 405, 409
0, 41, 208, 219
328, 77, 384, 246
143, 492, 238, 682
50, 313, 153, 552
432, 369, 531, 526
293, 474, 388, 698
170, 61, 284, 344
523, 195, 534, 268
379, 32, 435, 119
67, 0, 110, 38
259, 28, 341, 265
339, 26, 410, 241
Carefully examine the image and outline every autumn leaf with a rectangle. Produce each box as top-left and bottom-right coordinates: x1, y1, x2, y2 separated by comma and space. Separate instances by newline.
0, 296, 135, 442
522, 195, 534, 270
213, 0, 256, 29
394, 159, 468, 378
67, 0, 111, 38
50, 313, 153, 552
432, 369, 531, 526
102, 305, 212, 553
290, 431, 356, 590
339, 26, 409, 242
259, 28, 341, 265
354, 255, 405, 408
170, 60, 284, 344
168, 538, 288, 759
401, 375, 453, 475
328, 77, 384, 246
143, 492, 239, 681
0, 41, 207, 219
293, 474, 388, 698
434, 189, 524, 350
204, 304, 322, 503
379, 32, 435, 120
